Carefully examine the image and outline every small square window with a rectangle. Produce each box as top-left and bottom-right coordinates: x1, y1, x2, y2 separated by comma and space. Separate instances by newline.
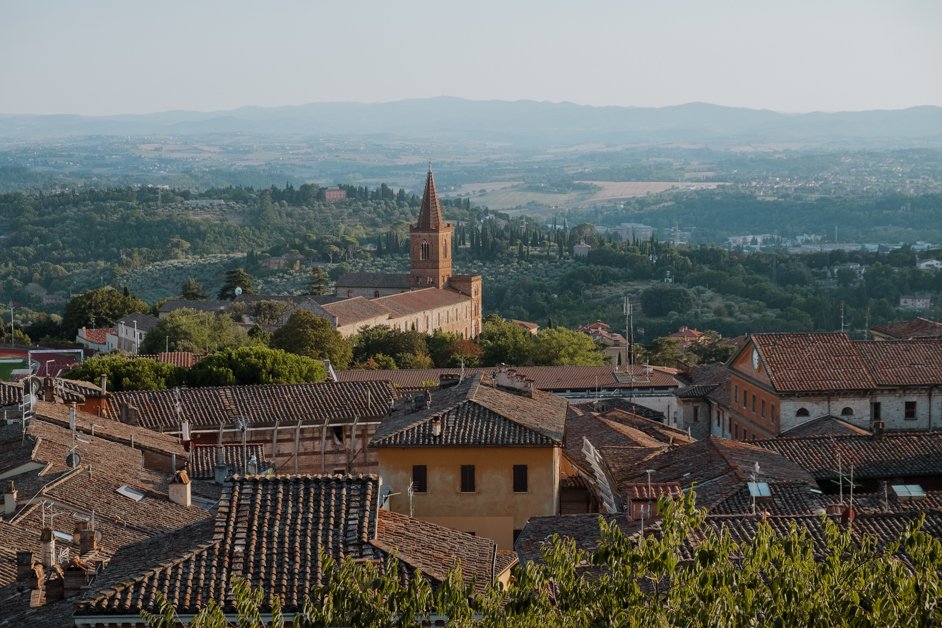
460, 465, 475, 493
412, 465, 428, 493
513, 465, 528, 493
905, 401, 917, 420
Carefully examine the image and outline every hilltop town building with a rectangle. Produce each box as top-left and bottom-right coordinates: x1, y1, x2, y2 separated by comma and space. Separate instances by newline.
325, 167, 483, 338
719, 333, 942, 440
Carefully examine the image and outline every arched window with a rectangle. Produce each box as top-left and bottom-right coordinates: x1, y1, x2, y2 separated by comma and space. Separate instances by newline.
796, 408, 810, 417
841, 406, 854, 416
421, 241, 430, 260
443, 240, 448, 257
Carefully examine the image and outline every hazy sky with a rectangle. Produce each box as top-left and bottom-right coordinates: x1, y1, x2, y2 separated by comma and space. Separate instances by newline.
2, 1, 940, 115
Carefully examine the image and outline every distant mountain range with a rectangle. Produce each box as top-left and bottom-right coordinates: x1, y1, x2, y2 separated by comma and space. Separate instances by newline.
1, 97, 941, 147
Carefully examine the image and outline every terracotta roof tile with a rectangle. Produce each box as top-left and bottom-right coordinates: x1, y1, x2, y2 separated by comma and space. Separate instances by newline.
371, 375, 567, 448
372, 287, 470, 318
107, 381, 398, 431
515, 513, 642, 565
751, 333, 875, 392
855, 338, 942, 386
34, 401, 186, 457
373, 509, 496, 595
780, 415, 872, 437
754, 431, 942, 481
320, 296, 391, 326
338, 364, 682, 392
78, 327, 115, 345
870, 317, 942, 340
187, 444, 266, 480
78, 474, 497, 617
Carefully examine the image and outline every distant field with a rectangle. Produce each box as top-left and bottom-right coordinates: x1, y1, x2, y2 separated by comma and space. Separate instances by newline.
580, 181, 723, 202
458, 180, 724, 210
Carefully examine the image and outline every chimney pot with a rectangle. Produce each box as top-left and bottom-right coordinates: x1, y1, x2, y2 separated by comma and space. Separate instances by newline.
40, 528, 56, 568
169, 470, 192, 507
79, 528, 99, 555
3, 480, 17, 516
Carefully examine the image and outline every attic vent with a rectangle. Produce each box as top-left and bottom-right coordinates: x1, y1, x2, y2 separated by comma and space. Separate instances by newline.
116, 484, 145, 502
891, 484, 925, 500
747, 482, 771, 498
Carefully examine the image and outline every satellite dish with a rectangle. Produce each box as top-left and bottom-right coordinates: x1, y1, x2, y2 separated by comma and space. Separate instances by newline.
234, 286, 243, 296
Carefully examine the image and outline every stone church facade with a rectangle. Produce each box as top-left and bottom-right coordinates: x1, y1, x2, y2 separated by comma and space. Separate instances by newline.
323, 168, 483, 338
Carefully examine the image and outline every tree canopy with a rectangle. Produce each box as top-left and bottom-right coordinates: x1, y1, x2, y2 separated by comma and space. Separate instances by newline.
271, 311, 352, 369
61, 287, 149, 338
138, 308, 252, 354
218, 268, 255, 300
187, 346, 327, 387
66, 355, 182, 392
142, 492, 942, 627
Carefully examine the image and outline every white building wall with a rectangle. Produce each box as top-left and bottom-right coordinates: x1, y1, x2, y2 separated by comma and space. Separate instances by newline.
871, 391, 942, 431
778, 396, 871, 433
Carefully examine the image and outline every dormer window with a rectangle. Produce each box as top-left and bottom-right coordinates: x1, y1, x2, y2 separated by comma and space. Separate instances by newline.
796, 408, 810, 417
840, 407, 854, 417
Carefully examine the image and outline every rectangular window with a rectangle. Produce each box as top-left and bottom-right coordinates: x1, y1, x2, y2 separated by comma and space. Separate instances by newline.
771, 403, 776, 423
872, 402, 882, 420
761, 399, 766, 418
734, 424, 739, 439
905, 401, 917, 420
734, 383, 739, 403
513, 465, 528, 492
693, 406, 700, 423
752, 394, 756, 413
743, 389, 748, 406
460, 465, 475, 493
412, 465, 427, 493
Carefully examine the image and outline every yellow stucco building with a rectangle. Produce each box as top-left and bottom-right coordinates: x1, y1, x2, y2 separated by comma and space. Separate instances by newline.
370, 370, 568, 549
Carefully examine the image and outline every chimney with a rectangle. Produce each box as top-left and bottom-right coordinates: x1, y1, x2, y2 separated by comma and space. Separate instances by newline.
72, 520, 87, 545
120, 405, 140, 426
840, 506, 856, 527
63, 560, 91, 596
872, 420, 884, 436
40, 527, 56, 568
45, 569, 64, 601
41, 377, 56, 402
79, 527, 99, 555
214, 448, 231, 486
99, 374, 107, 396
16, 551, 34, 581
431, 415, 442, 437
3, 480, 17, 516
169, 470, 192, 507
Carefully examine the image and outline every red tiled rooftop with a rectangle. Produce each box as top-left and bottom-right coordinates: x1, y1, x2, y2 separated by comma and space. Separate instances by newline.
870, 317, 942, 340
751, 333, 875, 392
78, 327, 115, 345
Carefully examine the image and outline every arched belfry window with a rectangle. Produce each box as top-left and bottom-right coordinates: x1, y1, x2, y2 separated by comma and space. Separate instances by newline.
421, 241, 430, 260
443, 240, 448, 257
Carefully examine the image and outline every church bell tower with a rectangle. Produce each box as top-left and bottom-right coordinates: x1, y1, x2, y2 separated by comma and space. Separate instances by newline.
410, 167, 453, 289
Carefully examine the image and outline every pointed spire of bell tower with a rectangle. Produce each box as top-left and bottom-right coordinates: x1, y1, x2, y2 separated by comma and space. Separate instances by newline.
410, 164, 453, 289
417, 164, 444, 231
